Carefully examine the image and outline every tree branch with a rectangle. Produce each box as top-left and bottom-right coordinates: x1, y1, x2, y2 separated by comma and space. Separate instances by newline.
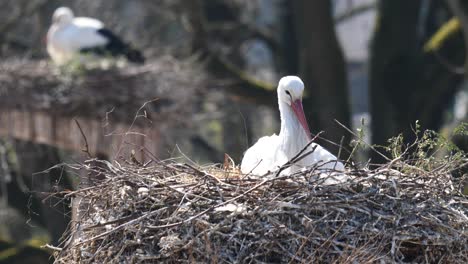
205, 22, 280, 52
334, 2, 376, 24
423, 17, 461, 53
210, 53, 277, 107
182, 0, 277, 107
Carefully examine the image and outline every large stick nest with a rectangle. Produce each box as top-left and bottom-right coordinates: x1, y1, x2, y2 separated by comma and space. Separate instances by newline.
0, 58, 207, 124
52, 151, 468, 263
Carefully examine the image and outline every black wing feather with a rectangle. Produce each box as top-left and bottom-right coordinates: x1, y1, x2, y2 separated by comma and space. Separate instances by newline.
80, 28, 145, 64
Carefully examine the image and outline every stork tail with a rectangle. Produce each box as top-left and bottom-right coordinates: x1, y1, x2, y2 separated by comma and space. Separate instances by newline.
81, 28, 145, 64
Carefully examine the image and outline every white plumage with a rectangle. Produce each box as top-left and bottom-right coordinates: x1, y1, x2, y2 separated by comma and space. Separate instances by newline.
46, 7, 144, 65
241, 76, 345, 176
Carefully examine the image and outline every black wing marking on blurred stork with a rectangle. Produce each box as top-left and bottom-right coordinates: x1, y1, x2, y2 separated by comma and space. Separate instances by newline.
80, 28, 145, 64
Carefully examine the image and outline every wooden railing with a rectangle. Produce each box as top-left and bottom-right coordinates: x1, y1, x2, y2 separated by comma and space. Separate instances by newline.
0, 109, 160, 161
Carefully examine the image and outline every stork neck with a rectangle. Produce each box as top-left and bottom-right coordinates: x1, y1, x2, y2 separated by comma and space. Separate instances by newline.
278, 101, 309, 150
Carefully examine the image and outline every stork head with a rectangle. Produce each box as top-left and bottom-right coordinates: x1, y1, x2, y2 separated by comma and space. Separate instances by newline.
278, 76, 305, 105
52, 7, 74, 25
277, 76, 311, 139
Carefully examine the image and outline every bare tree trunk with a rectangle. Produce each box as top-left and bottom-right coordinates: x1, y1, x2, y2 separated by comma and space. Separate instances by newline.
369, 1, 421, 163
370, 0, 464, 163
291, 0, 351, 156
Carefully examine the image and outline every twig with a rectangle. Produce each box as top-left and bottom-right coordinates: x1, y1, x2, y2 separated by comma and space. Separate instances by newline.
334, 2, 376, 24
75, 207, 166, 246
43, 244, 63, 251
74, 119, 92, 158
335, 119, 391, 162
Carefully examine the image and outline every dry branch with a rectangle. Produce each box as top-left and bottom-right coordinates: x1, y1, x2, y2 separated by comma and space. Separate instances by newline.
334, 2, 376, 24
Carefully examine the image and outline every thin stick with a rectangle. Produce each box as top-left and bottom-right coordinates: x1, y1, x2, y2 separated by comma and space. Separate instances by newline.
74, 119, 92, 158
334, 119, 390, 161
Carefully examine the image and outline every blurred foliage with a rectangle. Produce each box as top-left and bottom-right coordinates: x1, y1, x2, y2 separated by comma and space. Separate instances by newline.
0, 140, 71, 263
0, 238, 51, 264
453, 122, 468, 136
383, 121, 467, 172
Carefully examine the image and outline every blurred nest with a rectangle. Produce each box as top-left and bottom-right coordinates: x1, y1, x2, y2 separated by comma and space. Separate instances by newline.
0, 57, 207, 124
52, 154, 468, 263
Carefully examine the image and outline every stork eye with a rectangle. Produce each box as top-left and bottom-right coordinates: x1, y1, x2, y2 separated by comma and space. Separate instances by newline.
285, 90, 291, 97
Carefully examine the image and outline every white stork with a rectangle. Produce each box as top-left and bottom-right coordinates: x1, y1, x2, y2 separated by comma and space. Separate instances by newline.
46, 7, 145, 65
241, 76, 345, 176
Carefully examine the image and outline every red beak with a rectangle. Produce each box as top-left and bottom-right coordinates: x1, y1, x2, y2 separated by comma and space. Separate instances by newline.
291, 99, 311, 140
